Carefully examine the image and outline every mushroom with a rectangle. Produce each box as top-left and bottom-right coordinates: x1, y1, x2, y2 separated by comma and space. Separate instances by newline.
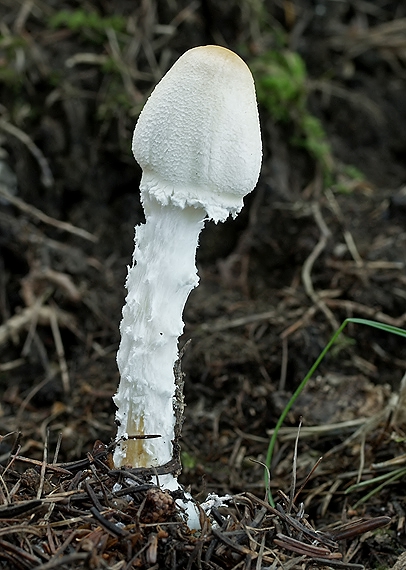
113, 46, 262, 479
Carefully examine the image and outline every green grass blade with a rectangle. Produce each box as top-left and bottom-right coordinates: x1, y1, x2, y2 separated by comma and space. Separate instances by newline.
264, 317, 406, 506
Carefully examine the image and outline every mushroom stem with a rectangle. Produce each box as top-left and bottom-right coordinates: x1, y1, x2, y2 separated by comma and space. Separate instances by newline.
113, 185, 205, 468
113, 46, 262, 486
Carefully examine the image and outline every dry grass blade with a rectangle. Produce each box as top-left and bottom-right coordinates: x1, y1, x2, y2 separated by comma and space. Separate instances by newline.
330, 18, 406, 58
0, 184, 98, 242
273, 533, 339, 558
0, 305, 77, 347
0, 118, 54, 188
0, 538, 43, 567
328, 516, 391, 541
301, 201, 339, 331
34, 553, 91, 570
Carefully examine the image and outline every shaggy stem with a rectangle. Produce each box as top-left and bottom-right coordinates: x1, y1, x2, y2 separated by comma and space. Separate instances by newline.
113, 190, 205, 468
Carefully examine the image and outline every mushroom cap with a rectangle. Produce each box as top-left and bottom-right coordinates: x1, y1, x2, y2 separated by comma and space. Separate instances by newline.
132, 45, 262, 222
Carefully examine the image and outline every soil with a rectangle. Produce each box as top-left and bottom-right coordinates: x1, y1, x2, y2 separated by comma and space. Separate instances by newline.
0, 1, 406, 568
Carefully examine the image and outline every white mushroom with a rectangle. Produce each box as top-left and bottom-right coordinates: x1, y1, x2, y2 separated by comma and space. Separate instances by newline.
113, 46, 262, 479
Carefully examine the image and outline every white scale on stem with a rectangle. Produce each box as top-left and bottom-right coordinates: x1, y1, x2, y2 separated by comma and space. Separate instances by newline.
113, 46, 262, 494
114, 196, 205, 468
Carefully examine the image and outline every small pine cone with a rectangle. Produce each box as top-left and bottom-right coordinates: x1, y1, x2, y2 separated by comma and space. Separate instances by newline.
141, 488, 176, 524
